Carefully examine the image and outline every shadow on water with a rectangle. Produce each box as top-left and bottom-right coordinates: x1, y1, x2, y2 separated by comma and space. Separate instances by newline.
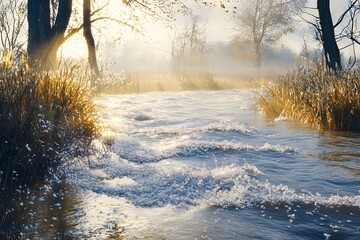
318, 132, 360, 176
266, 115, 360, 177
0, 177, 81, 239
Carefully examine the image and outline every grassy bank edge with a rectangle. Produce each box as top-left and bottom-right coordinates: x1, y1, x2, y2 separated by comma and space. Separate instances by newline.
0, 65, 99, 191
258, 69, 360, 132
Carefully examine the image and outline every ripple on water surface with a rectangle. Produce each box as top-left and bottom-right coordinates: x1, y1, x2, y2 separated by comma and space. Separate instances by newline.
64, 89, 360, 239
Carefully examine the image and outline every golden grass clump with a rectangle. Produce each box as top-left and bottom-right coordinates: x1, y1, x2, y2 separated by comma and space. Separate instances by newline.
0, 56, 98, 186
258, 68, 360, 132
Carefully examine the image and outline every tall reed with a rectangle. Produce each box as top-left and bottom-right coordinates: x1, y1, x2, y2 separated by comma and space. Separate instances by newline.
0, 56, 98, 188
258, 68, 360, 132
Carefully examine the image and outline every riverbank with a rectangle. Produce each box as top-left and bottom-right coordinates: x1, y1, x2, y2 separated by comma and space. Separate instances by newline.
0, 58, 98, 237
2, 87, 360, 238
258, 69, 360, 132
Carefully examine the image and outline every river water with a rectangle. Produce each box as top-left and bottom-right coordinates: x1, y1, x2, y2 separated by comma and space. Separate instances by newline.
6, 89, 360, 239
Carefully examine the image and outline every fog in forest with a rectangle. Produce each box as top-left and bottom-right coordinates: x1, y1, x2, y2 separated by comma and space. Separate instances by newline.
4, 1, 360, 239
56, 0, 353, 81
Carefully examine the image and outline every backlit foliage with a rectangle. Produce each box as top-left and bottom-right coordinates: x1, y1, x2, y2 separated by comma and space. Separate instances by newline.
0, 52, 98, 188
258, 69, 360, 132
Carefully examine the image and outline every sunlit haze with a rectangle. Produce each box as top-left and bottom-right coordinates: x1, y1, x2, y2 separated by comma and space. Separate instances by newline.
59, 0, 355, 73
3, 1, 360, 238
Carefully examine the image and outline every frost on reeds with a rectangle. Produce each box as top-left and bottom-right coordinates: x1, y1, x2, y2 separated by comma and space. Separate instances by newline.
258, 68, 360, 132
0, 52, 98, 188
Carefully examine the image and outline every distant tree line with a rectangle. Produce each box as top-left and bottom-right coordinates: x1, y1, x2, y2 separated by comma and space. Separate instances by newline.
171, 15, 207, 73
1, 0, 360, 73
232, 0, 305, 69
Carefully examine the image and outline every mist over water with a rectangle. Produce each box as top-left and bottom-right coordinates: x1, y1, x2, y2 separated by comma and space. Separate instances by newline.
58, 89, 360, 239
3, 1, 360, 239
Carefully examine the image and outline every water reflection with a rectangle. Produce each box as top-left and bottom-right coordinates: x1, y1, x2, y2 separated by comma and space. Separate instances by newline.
317, 132, 360, 176
0, 177, 81, 239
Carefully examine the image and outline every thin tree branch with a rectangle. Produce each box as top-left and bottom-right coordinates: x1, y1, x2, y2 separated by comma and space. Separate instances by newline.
334, 0, 359, 28
64, 17, 140, 42
90, 0, 110, 17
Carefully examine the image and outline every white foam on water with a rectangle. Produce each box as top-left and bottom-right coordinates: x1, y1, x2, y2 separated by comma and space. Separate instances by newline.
65, 152, 360, 210
114, 120, 258, 136
202, 121, 258, 134
104, 177, 138, 188
108, 137, 297, 163
205, 177, 360, 208
65, 90, 360, 238
274, 116, 289, 122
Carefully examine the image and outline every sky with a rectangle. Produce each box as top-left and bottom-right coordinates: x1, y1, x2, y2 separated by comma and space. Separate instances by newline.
60, 0, 356, 72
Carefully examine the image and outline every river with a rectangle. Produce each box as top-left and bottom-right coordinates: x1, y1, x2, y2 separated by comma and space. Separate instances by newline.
6, 89, 360, 239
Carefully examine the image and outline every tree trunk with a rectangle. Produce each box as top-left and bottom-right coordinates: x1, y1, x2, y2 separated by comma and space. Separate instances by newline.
255, 45, 261, 69
83, 0, 100, 77
27, 0, 72, 69
317, 0, 342, 72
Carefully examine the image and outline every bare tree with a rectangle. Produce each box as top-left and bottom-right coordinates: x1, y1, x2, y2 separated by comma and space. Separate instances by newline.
317, 0, 342, 71
27, 0, 137, 70
0, 0, 26, 52
27, 0, 73, 68
296, 39, 323, 67
171, 15, 207, 71
25, 0, 256, 71
302, 0, 360, 71
233, 0, 305, 68
83, 0, 100, 76
122, 0, 190, 20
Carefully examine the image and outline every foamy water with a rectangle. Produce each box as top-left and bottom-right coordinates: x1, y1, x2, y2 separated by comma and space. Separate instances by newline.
59, 90, 360, 238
